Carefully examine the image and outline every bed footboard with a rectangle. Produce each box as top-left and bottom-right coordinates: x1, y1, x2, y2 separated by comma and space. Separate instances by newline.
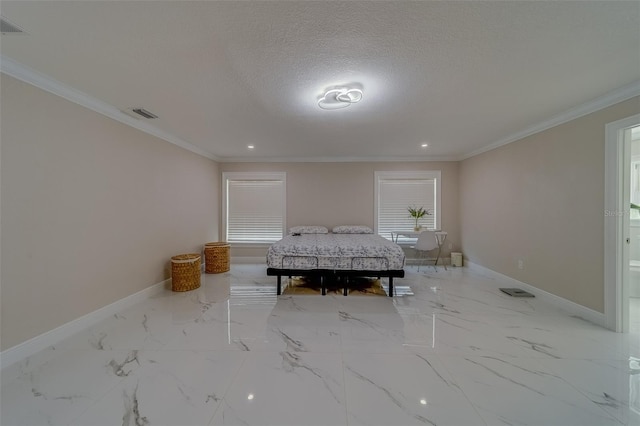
266, 268, 405, 297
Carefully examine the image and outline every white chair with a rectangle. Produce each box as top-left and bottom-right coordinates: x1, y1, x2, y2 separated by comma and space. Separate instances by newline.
412, 231, 447, 271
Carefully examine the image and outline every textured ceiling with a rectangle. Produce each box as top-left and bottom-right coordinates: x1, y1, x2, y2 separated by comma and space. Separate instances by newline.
1, 1, 639, 161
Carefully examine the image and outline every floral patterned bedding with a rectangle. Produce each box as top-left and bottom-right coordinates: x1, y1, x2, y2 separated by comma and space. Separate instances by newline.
267, 233, 405, 271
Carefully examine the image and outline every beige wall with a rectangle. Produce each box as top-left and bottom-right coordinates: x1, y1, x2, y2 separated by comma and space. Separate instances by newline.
220, 161, 460, 258
0, 75, 220, 350
460, 96, 640, 313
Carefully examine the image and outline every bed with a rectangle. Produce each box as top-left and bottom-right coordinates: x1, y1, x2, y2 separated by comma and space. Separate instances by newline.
266, 231, 406, 296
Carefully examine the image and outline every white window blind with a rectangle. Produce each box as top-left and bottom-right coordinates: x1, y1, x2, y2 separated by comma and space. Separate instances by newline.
224, 173, 285, 243
375, 171, 441, 242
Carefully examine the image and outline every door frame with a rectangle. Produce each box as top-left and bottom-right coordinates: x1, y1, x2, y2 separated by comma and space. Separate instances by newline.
604, 114, 639, 332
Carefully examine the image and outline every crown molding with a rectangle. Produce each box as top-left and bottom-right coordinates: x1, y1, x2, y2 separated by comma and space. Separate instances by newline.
460, 80, 640, 161
218, 155, 460, 163
0, 55, 219, 162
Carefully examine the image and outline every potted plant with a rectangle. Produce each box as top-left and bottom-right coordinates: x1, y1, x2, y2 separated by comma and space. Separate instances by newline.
408, 206, 430, 231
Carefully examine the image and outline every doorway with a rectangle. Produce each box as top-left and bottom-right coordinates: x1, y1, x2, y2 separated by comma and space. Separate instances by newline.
629, 127, 640, 332
605, 114, 640, 332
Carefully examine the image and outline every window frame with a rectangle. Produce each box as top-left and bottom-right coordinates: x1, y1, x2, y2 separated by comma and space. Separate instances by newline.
222, 172, 287, 245
374, 170, 442, 241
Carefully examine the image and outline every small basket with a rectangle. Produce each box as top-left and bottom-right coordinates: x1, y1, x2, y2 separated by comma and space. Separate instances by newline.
171, 254, 201, 292
204, 242, 230, 274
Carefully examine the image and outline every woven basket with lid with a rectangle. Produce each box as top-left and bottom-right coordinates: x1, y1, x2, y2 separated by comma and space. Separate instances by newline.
204, 242, 230, 273
171, 253, 201, 291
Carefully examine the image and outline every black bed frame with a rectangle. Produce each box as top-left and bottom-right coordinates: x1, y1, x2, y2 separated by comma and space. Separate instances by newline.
266, 268, 405, 297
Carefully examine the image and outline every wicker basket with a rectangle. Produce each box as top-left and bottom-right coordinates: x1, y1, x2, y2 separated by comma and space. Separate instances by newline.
171, 253, 201, 292
204, 242, 230, 274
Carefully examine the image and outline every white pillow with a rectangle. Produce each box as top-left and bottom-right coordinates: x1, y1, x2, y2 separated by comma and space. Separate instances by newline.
289, 226, 329, 234
332, 225, 373, 234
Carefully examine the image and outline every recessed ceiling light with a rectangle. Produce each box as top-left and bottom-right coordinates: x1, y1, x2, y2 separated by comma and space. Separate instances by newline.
247, 145, 255, 149
421, 143, 429, 148
420, 399, 427, 405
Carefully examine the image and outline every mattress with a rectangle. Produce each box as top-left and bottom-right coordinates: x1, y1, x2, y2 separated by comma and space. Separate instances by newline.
267, 233, 406, 271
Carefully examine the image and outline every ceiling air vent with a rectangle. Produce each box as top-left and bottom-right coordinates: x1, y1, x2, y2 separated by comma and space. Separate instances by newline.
1, 17, 26, 35
125, 108, 159, 120
131, 108, 158, 119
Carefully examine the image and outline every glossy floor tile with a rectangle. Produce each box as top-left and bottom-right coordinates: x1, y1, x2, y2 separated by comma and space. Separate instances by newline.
1, 264, 639, 425
631, 297, 640, 334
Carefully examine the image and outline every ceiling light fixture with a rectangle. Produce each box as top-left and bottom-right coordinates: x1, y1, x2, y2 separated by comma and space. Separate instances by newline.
318, 86, 363, 110
247, 145, 255, 149
421, 143, 429, 148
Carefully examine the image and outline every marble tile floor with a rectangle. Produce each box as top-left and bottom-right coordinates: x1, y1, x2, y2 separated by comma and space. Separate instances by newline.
2, 264, 639, 426
631, 297, 640, 335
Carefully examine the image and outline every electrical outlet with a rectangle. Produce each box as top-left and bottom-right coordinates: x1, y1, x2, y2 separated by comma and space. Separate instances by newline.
518, 260, 524, 270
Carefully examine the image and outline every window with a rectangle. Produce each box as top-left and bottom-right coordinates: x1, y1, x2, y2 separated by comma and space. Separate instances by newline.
374, 171, 441, 242
223, 172, 286, 244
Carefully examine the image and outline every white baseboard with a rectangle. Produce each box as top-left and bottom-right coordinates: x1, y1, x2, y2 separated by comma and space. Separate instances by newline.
232, 256, 267, 264
467, 261, 606, 328
405, 257, 451, 266
0, 278, 170, 370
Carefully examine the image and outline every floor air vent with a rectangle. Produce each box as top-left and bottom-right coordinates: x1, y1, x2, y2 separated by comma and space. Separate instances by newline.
500, 288, 535, 297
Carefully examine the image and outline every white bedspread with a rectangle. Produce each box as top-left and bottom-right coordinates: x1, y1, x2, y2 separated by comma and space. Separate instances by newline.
267, 234, 405, 270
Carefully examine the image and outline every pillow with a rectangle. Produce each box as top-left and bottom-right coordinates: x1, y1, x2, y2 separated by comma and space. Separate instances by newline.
332, 225, 373, 234
289, 226, 329, 234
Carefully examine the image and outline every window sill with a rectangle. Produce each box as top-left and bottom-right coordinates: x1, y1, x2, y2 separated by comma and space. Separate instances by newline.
227, 242, 275, 248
